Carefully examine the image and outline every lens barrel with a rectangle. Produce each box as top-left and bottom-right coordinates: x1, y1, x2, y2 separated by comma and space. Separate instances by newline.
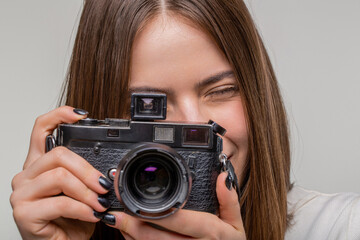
114, 143, 191, 219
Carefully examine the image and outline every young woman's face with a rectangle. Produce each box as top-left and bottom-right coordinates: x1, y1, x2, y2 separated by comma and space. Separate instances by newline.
129, 15, 248, 178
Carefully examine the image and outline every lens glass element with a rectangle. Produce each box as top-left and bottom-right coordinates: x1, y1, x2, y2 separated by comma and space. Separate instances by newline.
134, 161, 170, 199
138, 98, 157, 113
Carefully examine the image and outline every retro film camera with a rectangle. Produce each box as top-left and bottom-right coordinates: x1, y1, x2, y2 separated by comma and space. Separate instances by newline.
47, 93, 229, 219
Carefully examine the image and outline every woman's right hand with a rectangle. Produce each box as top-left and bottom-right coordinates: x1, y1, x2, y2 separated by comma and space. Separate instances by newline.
10, 106, 111, 240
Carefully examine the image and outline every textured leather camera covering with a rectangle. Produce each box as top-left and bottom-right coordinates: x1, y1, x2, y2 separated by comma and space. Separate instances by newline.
178, 151, 220, 214
70, 147, 130, 209
70, 146, 220, 215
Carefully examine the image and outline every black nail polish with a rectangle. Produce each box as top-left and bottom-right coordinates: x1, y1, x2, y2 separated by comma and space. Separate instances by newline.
102, 214, 116, 226
98, 196, 111, 209
99, 176, 112, 191
73, 108, 89, 115
225, 173, 232, 190
93, 210, 105, 219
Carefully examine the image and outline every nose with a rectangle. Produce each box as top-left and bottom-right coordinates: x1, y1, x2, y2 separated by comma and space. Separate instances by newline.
166, 96, 207, 123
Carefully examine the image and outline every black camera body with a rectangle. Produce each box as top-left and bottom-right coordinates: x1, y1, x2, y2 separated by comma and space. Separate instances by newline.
50, 93, 226, 219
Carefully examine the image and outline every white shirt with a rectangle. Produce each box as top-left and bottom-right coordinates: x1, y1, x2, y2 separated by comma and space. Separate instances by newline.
285, 186, 360, 240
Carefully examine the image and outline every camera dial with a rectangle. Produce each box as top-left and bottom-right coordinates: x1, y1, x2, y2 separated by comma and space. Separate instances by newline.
78, 118, 99, 125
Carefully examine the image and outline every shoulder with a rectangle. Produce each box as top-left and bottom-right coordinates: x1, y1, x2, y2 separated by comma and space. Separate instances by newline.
285, 185, 360, 240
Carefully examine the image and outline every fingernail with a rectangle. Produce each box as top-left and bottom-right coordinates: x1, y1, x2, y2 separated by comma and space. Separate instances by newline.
225, 173, 232, 190
99, 176, 112, 191
101, 213, 116, 226
73, 108, 89, 115
98, 196, 111, 209
93, 210, 105, 219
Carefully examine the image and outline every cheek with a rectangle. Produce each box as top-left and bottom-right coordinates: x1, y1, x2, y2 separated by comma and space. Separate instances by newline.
227, 124, 248, 178
207, 100, 248, 176
208, 100, 248, 144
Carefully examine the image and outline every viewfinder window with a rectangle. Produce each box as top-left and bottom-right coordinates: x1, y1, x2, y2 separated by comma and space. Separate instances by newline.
137, 98, 159, 114
182, 127, 209, 146
131, 93, 167, 120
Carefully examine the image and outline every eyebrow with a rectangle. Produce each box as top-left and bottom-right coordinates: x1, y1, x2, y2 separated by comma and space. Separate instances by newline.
128, 86, 174, 95
128, 70, 235, 94
196, 70, 234, 90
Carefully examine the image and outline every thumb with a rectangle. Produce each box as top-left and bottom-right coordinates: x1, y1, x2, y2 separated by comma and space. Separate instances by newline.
216, 171, 244, 231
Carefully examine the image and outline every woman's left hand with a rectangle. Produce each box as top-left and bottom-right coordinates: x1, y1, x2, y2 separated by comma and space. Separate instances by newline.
106, 172, 246, 239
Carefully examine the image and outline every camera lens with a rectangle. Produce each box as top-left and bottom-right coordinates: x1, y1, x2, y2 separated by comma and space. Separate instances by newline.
115, 143, 191, 219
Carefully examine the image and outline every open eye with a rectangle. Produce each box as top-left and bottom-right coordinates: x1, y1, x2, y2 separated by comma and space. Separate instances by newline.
205, 85, 239, 100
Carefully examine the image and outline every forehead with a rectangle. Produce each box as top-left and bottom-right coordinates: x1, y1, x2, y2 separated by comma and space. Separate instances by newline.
129, 14, 231, 89
132, 14, 210, 58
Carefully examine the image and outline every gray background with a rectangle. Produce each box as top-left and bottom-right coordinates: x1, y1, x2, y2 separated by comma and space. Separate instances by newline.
1, 0, 359, 238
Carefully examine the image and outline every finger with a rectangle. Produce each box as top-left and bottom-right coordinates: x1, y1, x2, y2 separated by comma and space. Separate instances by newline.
140, 209, 244, 239
13, 196, 99, 229
216, 171, 244, 231
25, 106, 88, 168
36, 196, 99, 222
21, 146, 109, 195
140, 172, 244, 237
120, 231, 134, 240
12, 167, 107, 212
108, 212, 191, 240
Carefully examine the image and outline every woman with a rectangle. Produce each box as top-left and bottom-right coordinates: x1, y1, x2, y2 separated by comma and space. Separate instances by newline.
10, 0, 359, 239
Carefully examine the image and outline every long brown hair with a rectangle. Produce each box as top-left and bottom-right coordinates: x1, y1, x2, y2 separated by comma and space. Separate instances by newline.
61, 0, 291, 239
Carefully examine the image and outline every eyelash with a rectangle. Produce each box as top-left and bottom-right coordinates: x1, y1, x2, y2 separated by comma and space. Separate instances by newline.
206, 85, 239, 98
